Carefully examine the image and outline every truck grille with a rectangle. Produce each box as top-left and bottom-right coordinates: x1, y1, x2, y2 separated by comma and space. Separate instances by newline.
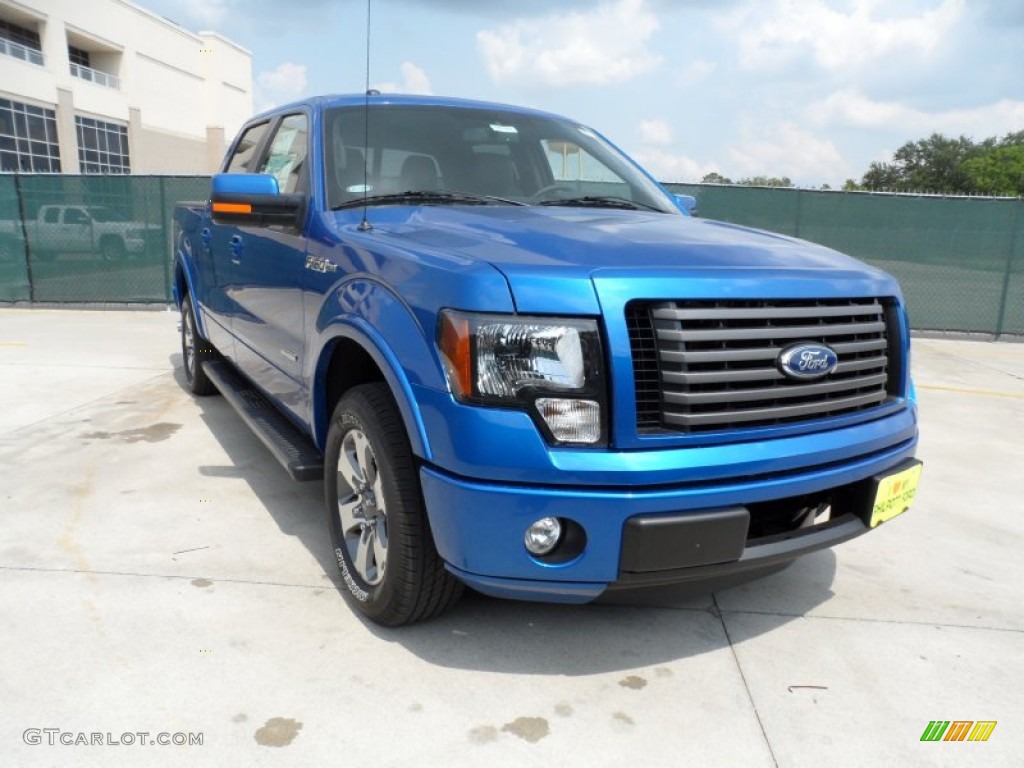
626, 298, 900, 433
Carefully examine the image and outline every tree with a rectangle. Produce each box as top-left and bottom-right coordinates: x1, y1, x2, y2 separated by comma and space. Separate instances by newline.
962, 145, 1024, 196
857, 131, 1024, 195
860, 133, 979, 193
861, 161, 903, 191
736, 175, 793, 187
701, 172, 732, 184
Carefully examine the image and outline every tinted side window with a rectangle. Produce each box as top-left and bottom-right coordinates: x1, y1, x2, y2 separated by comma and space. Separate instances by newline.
226, 121, 270, 173
43, 207, 60, 223
257, 113, 308, 193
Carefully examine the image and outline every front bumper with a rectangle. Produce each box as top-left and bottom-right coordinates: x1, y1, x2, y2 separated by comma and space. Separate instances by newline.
420, 440, 918, 603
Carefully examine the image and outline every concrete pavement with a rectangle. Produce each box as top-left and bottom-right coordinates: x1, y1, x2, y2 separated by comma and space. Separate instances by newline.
0, 308, 1021, 767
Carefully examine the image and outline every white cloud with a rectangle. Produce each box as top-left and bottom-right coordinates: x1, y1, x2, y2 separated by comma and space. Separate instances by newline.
728, 122, 849, 183
633, 148, 718, 183
808, 89, 1024, 137
639, 119, 673, 146
373, 62, 434, 95
729, 0, 964, 73
254, 62, 307, 112
476, 0, 661, 87
675, 59, 715, 87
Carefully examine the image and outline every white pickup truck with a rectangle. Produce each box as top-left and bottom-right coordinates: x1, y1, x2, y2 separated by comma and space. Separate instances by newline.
0, 205, 160, 260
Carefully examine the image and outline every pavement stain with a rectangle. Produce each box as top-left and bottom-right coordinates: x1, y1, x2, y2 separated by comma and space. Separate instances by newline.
501, 717, 550, 743
232, 713, 248, 723
81, 422, 182, 444
254, 717, 303, 747
191, 578, 213, 588
57, 467, 129, 669
613, 711, 635, 726
554, 702, 573, 717
58, 467, 95, 576
468, 725, 498, 744
618, 675, 647, 690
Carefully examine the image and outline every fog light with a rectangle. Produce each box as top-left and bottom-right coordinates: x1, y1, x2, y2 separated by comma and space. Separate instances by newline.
524, 516, 562, 556
535, 398, 601, 444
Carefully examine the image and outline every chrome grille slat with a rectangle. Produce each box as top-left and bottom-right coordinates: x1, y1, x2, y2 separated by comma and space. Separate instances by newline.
652, 302, 882, 322
663, 372, 889, 406
627, 298, 898, 434
656, 321, 887, 343
662, 355, 889, 386
663, 392, 890, 428
660, 338, 888, 365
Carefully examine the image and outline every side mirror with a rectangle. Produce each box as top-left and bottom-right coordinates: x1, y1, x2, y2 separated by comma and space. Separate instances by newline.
673, 193, 698, 217
210, 173, 304, 228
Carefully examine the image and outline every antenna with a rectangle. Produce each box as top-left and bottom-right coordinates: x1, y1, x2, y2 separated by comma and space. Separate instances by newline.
357, 0, 373, 232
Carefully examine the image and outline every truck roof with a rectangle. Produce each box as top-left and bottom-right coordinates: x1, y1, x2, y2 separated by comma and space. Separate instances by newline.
250, 93, 572, 125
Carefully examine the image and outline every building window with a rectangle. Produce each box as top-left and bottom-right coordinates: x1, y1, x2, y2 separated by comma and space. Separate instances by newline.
0, 18, 41, 49
0, 18, 44, 65
75, 116, 130, 174
68, 45, 90, 67
0, 98, 61, 173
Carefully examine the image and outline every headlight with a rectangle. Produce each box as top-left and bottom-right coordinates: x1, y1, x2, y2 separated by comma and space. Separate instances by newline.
437, 310, 606, 445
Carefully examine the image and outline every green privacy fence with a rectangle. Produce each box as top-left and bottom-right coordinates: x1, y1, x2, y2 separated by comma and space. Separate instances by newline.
0, 175, 208, 304
667, 184, 1024, 337
1, 176, 1022, 336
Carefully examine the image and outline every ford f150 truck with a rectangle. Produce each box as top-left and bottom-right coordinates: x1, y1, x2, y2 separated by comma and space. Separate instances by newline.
172, 94, 922, 626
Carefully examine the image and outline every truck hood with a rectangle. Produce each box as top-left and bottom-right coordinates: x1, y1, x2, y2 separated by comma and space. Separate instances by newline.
363, 206, 899, 313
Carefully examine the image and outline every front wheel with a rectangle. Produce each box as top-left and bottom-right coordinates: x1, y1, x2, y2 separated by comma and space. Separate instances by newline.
325, 383, 462, 626
100, 237, 126, 261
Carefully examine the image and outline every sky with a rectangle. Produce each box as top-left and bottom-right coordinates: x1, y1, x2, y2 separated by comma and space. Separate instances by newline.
137, 0, 1024, 188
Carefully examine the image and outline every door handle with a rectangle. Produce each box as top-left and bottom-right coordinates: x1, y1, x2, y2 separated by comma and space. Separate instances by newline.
229, 234, 243, 265
200, 228, 211, 251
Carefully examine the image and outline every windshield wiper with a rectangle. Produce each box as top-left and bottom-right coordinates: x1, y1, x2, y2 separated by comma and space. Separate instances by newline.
536, 195, 662, 212
332, 190, 526, 210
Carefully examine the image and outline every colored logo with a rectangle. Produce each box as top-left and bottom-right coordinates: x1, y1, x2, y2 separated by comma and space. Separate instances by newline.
777, 343, 839, 380
920, 721, 997, 742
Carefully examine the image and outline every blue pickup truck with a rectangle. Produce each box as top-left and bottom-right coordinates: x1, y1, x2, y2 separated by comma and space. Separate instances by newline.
173, 94, 921, 626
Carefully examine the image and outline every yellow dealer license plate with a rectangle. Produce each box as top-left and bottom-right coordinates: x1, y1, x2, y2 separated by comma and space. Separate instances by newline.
870, 461, 923, 528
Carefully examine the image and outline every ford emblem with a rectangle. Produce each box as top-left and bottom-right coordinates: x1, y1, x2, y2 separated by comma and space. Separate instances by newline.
778, 343, 839, 380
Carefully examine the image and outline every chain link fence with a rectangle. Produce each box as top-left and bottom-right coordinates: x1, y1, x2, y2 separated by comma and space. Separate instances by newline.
1, 176, 1021, 336
667, 184, 1024, 337
0, 175, 208, 304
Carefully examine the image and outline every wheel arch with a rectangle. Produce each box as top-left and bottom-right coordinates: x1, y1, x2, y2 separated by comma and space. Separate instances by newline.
172, 245, 209, 340
312, 322, 432, 462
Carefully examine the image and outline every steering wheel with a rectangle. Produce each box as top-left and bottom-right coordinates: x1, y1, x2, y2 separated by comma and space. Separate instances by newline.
530, 184, 575, 201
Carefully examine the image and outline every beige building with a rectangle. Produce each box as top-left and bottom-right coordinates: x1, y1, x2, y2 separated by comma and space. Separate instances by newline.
0, 0, 252, 175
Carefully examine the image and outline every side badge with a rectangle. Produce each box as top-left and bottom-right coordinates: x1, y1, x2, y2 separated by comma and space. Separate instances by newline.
305, 255, 338, 274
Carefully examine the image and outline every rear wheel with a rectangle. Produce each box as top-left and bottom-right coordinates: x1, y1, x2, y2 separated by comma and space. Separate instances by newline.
325, 383, 462, 626
181, 294, 217, 395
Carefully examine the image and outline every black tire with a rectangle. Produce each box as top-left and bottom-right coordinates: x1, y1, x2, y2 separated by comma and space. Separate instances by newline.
180, 294, 218, 396
325, 383, 462, 626
100, 237, 126, 261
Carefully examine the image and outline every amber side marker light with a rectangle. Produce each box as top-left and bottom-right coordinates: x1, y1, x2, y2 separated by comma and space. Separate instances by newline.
438, 312, 472, 398
212, 202, 252, 214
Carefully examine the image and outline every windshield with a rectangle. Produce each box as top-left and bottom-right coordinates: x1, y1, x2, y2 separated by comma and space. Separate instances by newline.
324, 104, 678, 214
